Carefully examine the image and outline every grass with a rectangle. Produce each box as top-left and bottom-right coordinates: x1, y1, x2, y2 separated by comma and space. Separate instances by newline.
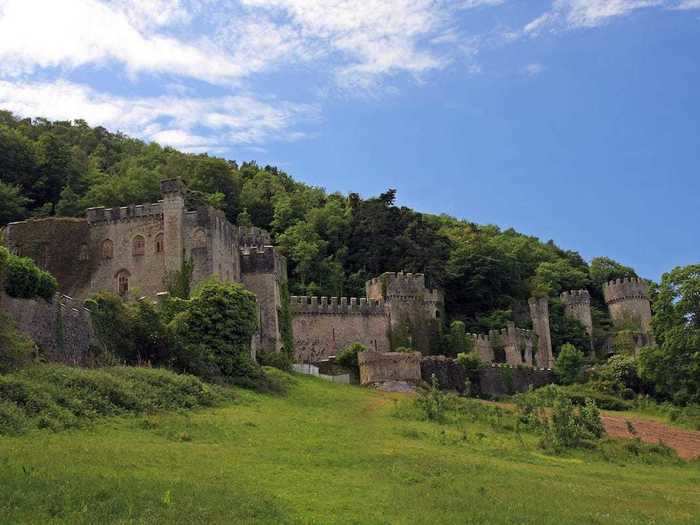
1, 369, 699, 524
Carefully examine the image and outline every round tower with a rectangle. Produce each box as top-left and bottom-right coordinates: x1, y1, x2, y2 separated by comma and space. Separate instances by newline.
560, 290, 593, 336
603, 278, 652, 334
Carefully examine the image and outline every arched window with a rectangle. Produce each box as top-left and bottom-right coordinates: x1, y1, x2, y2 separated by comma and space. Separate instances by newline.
116, 270, 130, 296
132, 235, 145, 256
155, 233, 164, 254
102, 239, 113, 260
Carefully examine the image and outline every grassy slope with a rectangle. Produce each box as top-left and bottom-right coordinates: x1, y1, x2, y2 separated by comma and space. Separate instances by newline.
0, 374, 698, 524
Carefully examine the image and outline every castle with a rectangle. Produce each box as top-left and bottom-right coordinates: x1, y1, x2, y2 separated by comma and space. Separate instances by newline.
2, 180, 654, 367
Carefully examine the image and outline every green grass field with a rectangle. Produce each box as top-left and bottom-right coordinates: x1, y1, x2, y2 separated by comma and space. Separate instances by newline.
1, 372, 699, 524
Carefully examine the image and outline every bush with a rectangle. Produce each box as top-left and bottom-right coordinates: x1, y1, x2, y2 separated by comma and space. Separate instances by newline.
416, 374, 449, 422
554, 343, 584, 385
0, 314, 34, 373
456, 351, 482, 373
0, 365, 230, 436
541, 395, 605, 452
258, 351, 293, 372
3, 254, 57, 300
336, 342, 367, 370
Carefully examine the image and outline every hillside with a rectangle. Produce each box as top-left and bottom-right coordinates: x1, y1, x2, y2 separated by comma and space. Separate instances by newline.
0, 112, 637, 344
1, 370, 698, 524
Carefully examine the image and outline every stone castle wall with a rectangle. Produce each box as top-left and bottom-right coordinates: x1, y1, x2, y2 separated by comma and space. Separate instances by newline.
529, 296, 553, 368
290, 296, 390, 362
358, 351, 422, 385
0, 290, 95, 365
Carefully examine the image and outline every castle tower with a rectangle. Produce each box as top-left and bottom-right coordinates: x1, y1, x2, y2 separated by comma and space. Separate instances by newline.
529, 296, 553, 368
366, 272, 443, 353
603, 277, 652, 334
560, 289, 594, 352
160, 179, 185, 276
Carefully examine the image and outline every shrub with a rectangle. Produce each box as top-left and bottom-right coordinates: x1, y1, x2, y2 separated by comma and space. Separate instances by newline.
258, 351, 293, 372
456, 351, 482, 373
554, 343, 584, 385
0, 365, 230, 436
336, 342, 367, 370
416, 374, 449, 422
3, 254, 57, 300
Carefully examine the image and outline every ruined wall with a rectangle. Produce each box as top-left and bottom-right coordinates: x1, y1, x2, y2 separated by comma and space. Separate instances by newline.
421, 355, 468, 393
488, 322, 535, 367
241, 246, 287, 353
603, 278, 653, 334
561, 289, 594, 351
477, 366, 555, 398
366, 272, 443, 353
529, 296, 553, 368
0, 291, 95, 364
4, 218, 92, 297
290, 296, 390, 362
358, 351, 422, 385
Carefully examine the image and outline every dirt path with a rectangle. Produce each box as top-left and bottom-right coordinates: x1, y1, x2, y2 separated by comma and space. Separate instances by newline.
601, 415, 700, 460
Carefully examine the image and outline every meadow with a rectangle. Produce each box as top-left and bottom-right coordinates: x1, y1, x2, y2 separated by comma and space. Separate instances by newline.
1, 369, 699, 524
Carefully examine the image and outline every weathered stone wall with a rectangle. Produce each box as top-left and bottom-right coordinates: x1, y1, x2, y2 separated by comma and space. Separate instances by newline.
358, 351, 422, 385
0, 290, 95, 364
561, 289, 594, 351
421, 355, 468, 393
529, 296, 553, 368
603, 278, 653, 334
241, 246, 287, 353
488, 322, 535, 367
477, 366, 555, 398
4, 217, 93, 297
85, 205, 167, 299
366, 271, 443, 353
291, 296, 390, 362
184, 207, 240, 287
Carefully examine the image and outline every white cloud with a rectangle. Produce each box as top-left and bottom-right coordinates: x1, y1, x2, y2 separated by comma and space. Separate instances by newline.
0, 0, 245, 82
524, 63, 545, 76
0, 79, 317, 151
524, 0, 664, 35
673, 0, 700, 8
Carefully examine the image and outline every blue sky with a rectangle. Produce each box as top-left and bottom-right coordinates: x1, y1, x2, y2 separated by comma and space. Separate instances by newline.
0, 0, 698, 281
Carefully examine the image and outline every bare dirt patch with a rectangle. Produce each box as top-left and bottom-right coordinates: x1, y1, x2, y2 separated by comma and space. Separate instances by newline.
602, 415, 700, 460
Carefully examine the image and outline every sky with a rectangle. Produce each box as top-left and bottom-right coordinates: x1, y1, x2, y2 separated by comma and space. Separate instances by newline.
0, 0, 698, 281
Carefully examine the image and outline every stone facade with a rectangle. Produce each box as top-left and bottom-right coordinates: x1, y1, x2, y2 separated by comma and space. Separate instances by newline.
529, 296, 554, 368
561, 289, 594, 351
603, 277, 653, 335
4, 179, 288, 353
358, 351, 422, 386
0, 290, 96, 364
290, 296, 390, 362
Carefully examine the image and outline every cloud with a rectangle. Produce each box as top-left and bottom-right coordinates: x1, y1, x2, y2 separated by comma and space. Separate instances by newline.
0, 79, 317, 151
0, 0, 246, 82
524, 0, 664, 35
523, 63, 545, 76
673, 0, 700, 8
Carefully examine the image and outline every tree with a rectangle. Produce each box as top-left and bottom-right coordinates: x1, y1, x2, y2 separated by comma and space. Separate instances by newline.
638, 264, 700, 404
0, 181, 31, 225
170, 280, 259, 382
55, 185, 83, 217
589, 257, 637, 290
554, 343, 584, 385
336, 342, 367, 370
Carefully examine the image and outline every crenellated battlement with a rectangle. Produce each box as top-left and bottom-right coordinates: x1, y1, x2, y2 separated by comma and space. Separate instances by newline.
603, 277, 649, 305
240, 245, 280, 274
560, 289, 591, 306
290, 295, 386, 316
86, 203, 164, 225
238, 226, 272, 249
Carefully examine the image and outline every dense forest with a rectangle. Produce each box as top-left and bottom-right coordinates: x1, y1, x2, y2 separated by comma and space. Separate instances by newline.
0, 111, 639, 349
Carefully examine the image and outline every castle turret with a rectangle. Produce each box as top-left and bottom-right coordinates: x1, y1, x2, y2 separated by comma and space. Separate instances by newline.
366, 271, 444, 353
603, 277, 652, 334
529, 296, 553, 368
160, 179, 185, 276
561, 289, 594, 352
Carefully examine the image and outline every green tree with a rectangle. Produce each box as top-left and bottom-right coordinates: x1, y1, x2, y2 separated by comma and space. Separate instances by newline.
0, 181, 31, 224
638, 264, 700, 404
55, 185, 83, 217
554, 343, 584, 385
589, 257, 637, 290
